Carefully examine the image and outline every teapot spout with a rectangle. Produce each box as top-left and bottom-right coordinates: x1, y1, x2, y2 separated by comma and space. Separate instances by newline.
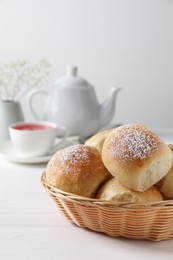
99, 86, 121, 128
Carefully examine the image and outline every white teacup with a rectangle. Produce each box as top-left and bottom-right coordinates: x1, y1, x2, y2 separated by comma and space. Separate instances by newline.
9, 121, 68, 158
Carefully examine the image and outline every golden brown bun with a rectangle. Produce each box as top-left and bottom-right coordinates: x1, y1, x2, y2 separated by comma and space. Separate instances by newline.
96, 178, 163, 203
45, 144, 111, 197
102, 124, 173, 192
156, 144, 173, 199
85, 129, 113, 153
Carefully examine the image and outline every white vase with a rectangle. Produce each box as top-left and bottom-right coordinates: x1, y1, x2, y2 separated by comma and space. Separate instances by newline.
0, 101, 24, 142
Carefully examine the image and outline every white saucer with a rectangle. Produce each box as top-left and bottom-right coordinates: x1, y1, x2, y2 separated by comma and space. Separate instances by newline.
0, 138, 78, 164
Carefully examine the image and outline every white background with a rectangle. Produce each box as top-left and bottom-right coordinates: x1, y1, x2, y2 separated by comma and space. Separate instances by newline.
0, 0, 173, 129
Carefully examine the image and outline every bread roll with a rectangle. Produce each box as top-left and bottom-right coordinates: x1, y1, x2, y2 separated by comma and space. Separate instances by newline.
96, 178, 163, 203
156, 144, 173, 199
45, 144, 111, 197
85, 129, 113, 153
102, 124, 173, 192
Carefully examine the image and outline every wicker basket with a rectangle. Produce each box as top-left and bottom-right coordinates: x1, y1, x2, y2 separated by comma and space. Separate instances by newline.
41, 172, 173, 241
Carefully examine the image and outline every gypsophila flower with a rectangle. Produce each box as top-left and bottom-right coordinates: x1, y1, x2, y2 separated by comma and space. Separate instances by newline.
0, 59, 51, 101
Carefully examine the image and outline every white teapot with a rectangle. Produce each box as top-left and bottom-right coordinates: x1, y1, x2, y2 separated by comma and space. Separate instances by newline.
28, 66, 121, 138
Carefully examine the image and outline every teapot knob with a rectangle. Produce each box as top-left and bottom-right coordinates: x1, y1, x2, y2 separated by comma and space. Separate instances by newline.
66, 65, 78, 77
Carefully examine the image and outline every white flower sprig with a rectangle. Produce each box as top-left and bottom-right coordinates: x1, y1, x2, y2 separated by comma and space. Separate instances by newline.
0, 59, 51, 101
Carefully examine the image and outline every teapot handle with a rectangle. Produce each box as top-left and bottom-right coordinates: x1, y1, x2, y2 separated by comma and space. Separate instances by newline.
28, 89, 47, 120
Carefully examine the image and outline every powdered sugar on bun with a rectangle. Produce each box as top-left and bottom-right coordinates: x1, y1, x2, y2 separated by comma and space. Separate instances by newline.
108, 124, 163, 163
51, 144, 91, 176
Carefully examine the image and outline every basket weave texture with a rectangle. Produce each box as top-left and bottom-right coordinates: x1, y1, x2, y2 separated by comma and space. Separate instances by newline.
41, 172, 173, 241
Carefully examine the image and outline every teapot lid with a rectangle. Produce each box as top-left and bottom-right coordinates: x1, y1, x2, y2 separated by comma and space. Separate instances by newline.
54, 66, 91, 90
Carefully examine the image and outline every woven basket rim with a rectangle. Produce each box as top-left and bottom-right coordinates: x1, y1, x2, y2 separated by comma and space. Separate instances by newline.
41, 171, 173, 209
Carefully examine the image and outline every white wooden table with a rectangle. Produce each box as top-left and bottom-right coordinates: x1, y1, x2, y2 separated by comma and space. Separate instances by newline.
1, 155, 173, 260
